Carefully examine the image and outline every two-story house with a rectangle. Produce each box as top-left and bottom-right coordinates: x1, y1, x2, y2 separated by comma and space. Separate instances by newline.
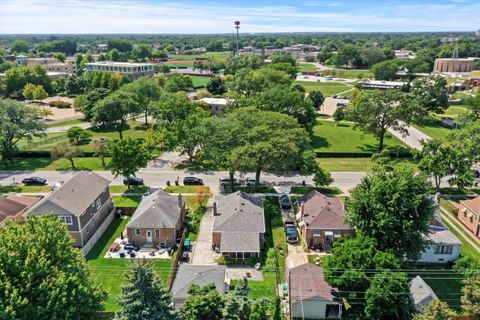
25, 172, 114, 255
458, 196, 480, 239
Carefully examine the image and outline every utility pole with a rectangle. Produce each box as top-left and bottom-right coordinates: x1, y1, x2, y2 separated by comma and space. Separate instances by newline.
235, 20, 240, 55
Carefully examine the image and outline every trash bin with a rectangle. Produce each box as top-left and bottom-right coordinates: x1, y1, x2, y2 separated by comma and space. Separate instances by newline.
166, 181, 170, 186
302, 180, 306, 186
175, 180, 179, 186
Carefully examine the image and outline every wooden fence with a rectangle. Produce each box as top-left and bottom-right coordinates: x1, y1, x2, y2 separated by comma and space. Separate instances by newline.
165, 230, 186, 290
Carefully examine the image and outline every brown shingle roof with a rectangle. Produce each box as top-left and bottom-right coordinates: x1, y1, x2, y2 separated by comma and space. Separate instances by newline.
461, 196, 480, 214
0, 196, 39, 223
300, 191, 350, 230
289, 263, 338, 303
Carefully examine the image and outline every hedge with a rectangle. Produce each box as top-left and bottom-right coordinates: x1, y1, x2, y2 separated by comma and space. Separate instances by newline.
48, 100, 72, 108
315, 151, 413, 158
14, 151, 96, 158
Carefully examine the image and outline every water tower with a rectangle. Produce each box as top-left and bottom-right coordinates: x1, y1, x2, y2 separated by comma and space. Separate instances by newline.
234, 20, 240, 54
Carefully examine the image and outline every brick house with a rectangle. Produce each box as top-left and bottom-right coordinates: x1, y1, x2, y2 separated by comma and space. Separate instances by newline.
297, 191, 354, 251
25, 172, 114, 255
126, 190, 185, 246
212, 191, 265, 259
458, 196, 480, 239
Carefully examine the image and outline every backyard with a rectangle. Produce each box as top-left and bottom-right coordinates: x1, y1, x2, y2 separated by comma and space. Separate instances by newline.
86, 217, 174, 312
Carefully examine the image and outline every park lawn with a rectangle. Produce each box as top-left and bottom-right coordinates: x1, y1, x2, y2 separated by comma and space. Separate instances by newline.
164, 185, 211, 194
442, 105, 468, 118
46, 119, 87, 128
169, 51, 230, 61
17, 132, 68, 150
86, 218, 174, 312
334, 69, 373, 79
312, 120, 409, 153
0, 157, 107, 171
297, 63, 318, 72
164, 62, 193, 68
112, 195, 142, 207
191, 76, 211, 87
0, 185, 51, 193
316, 157, 418, 172
413, 118, 457, 140
296, 81, 353, 95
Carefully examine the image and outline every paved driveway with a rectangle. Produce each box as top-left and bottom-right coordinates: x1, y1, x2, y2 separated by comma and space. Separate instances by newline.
190, 199, 221, 265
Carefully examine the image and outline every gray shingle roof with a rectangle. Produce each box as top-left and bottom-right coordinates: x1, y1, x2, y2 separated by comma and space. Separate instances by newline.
212, 191, 265, 233
409, 275, 438, 309
171, 264, 226, 300
427, 228, 461, 245
127, 190, 183, 229
26, 171, 110, 217
220, 232, 261, 253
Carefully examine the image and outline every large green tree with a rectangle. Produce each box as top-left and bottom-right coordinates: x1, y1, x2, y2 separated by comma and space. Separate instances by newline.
116, 260, 175, 320
412, 300, 455, 320
152, 92, 195, 127
371, 60, 399, 81
122, 77, 161, 125
347, 89, 410, 151
409, 75, 449, 121
417, 138, 456, 191
93, 90, 140, 139
364, 271, 410, 320
0, 214, 106, 319
4, 65, 52, 96
464, 94, 480, 121
107, 138, 149, 189
0, 99, 46, 163
179, 284, 224, 320
346, 167, 435, 259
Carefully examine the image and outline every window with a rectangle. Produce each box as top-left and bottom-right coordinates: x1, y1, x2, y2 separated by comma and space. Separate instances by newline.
96, 198, 102, 210
59, 216, 73, 225
155, 230, 160, 238
135, 229, 141, 236
434, 245, 453, 255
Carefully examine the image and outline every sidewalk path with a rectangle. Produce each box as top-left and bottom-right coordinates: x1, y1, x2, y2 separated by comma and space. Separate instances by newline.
388, 122, 431, 150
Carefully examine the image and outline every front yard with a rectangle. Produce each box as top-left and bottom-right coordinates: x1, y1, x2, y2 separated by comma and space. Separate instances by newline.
86, 217, 174, 312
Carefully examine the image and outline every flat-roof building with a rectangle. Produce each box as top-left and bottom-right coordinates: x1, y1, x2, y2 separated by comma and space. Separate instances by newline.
433, 58, 475, 74
84, 61, 154, 79
16, 56, 77, 74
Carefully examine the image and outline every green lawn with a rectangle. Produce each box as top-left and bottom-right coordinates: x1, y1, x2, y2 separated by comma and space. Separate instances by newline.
86, 218, 174, 312
0, 185, 50, 193
332, 69, 373, 79
0, 157, 107, 171
183, 195, 209, 241
108, 186, 149, 194
442, 105, 468, 118
296, 81, 353, 96
164, 185, 211, 194
47, 119, 87, 128
297, 63, 318, 72
169, 51, 230, 61
313, 120, 409, 153
112, 195, 142, 207
316, 157, 418, 172
164, 62, 194, 68
290, 186, 342, 195
414, 119, 456, 140
191, 76, 211, 87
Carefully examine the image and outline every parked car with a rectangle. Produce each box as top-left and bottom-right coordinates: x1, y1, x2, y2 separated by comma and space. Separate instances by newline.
219, 176, 241, 187
22, 177, 47, 186
124, 243, 140, 251
284, 222, 299, 243
158, 242, 174, 250
279, 195, 292, 209
183, 176, 203, 185
244, 178, 265, 187
123, 176, 144, 186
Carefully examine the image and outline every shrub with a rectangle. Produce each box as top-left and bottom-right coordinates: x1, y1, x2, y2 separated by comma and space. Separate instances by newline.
48, 100, 72, 108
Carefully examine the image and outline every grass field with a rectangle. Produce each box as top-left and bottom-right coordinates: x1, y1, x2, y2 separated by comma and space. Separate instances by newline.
312, 120, 409, 153
47, 119, 87, 128
442, 105, 468, 118
164, 62, 193, 68
296, 81, 354, 96
0, 157, 107, 171
191, 76, 211, 87
164, 185, 211, 194
169, 51, 231, 61
112, 195, 142, 207
86, 218, 174, 312
316, 157, 418, 172
297, 63, 318, 72
0, 185, 51, 193
414, 118, 457, 140
332, 69, 373, 79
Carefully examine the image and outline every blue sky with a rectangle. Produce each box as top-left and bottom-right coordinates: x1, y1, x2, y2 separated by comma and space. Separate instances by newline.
0, 0, 479, 34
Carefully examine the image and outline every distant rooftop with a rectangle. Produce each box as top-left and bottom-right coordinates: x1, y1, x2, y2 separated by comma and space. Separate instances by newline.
85, 61, 153, 67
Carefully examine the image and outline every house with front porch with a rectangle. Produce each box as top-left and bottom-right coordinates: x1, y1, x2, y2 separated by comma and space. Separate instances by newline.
126, 190, 185, 246
289, 263, 342, 319
212, 191, 265, 259
25, 172, 114, 255
297, 191, 354, 252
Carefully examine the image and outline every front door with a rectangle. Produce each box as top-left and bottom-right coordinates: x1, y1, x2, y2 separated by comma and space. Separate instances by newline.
146, 231, 153, 243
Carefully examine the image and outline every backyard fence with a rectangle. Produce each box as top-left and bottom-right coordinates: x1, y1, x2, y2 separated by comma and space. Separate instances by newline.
19, 134, 68, 151
166, 230, 186, 290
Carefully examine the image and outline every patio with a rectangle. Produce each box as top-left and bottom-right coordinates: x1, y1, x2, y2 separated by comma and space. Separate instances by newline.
104, 237, 172, 259
226, 266, 264, 281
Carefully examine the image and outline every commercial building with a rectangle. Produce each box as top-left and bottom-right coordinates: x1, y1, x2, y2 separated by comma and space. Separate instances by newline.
433, 58, 475, 74
16, 55, 77, 74
84, 61, 154, 79
198, 97, 232, 115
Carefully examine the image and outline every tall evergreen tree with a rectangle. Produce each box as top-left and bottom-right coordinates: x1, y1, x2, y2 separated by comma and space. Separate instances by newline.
116, 259, 175, 320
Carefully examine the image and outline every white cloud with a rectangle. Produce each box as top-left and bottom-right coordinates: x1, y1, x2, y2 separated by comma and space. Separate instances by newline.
0, 0, 478, 34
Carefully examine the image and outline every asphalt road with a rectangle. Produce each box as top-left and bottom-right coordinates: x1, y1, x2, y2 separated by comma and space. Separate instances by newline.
0, 169, 367, 194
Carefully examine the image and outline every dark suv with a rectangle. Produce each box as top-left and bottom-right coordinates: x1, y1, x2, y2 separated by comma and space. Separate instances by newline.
279, 195, 292, 209
22, 177, 47, 186
123, 176, 144, 186
284, 221, 298, 243
183, 177, 203, 185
